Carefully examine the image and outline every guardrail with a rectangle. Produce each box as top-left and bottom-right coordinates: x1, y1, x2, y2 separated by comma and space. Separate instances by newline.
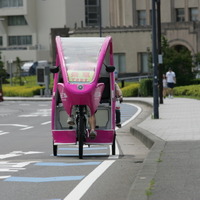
118, 75, 152, 87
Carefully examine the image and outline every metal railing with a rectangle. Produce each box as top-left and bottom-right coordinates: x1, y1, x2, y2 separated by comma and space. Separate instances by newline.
118, 75, 152, 87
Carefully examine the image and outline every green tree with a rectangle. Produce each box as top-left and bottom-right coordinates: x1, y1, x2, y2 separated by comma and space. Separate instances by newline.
13, 57, 23, 85
0, 52, 8, 83
161, 36, 194, 86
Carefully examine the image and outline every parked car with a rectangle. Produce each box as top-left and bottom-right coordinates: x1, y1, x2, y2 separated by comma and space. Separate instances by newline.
21, 60, 48, 76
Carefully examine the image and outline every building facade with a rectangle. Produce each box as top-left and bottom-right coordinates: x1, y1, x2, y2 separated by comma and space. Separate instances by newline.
107, 0, 200, 75
0, 0, 110, 71
0, 0, 200, 75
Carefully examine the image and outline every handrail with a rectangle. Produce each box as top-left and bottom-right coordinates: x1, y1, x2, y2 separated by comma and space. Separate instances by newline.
118, 75, 152, 87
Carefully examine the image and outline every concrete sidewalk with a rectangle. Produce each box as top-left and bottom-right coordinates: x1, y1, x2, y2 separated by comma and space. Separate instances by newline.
127, 97, 200, 200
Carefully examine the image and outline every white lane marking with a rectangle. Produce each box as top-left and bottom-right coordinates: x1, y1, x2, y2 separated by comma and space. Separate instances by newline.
121, 103, 142, 127
0, 124, 27, 128
18, 114, 38, 117
0, 161, 39, 173
20, 126, 34, 130
108, 103, 141, 159
64, 160, 115, 200
0, 176, 11, 179
0, 151, 43, 159
39, 104, 49, 107
0, 124, 33, 131
24, 151, 43, 155
0, 131, 9, 136
41, 121, 51, 125
18, 109, 51, 117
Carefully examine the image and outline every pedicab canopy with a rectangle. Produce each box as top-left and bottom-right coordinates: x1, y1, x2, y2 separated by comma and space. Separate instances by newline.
54, 36, 114, 116
56, 36, 113, 84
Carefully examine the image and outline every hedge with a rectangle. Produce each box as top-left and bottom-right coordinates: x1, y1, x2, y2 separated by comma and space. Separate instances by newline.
173, 85, 200, 97
121, 83, 139, 97
2, 85, 44, 97
3, 82, 199, 98
139, 79, 153, 97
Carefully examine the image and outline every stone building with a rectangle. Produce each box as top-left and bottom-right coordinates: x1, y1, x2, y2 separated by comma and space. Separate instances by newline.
0, 0, 199, 75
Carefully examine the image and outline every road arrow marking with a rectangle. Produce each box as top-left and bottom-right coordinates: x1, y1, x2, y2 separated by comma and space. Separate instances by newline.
0, 151, 43, 159
0, 124, 33, 130
0, 176, 11, 179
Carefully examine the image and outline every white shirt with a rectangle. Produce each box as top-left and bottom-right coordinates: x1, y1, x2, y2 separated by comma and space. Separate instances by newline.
166, 71, 175, 83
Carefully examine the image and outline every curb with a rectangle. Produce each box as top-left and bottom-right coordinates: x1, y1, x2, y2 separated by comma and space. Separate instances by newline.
125, 99, 166, 200
4, 96, 52, 101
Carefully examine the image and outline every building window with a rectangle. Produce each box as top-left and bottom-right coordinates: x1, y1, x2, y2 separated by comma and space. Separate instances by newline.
0, 37, 2, 46
139, 53, 149, 73
189, 8, 198, 21
0, 0, 23, 8
137, 10, 146, 25
8, 16, 27, 26
114, 53, 126, 73
176, 8, 185, 22
8, 36, 32, 46
85, 0, 99, 26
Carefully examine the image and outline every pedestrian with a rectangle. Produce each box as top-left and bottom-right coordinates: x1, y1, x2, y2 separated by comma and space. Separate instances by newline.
166, 67, 176, 98
162, 74, 168, 98
114, 71, 123, 128
115, 82, 123, 128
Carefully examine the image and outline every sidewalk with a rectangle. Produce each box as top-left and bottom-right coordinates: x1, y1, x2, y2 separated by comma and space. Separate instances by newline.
127, 97, 200, 200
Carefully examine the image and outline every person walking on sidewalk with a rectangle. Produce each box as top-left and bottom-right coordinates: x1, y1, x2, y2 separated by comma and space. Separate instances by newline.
166, 67, 176, 98
162, 74, 168, 98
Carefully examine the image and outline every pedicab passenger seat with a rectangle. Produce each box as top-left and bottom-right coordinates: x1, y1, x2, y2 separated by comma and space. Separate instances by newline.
98, 77, 111, 104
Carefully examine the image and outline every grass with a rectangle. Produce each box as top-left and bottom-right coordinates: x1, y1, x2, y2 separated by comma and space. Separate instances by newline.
145, 179, 155, 197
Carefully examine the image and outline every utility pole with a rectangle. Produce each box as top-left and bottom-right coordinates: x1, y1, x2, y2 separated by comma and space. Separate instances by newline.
152, 0, 159, 119
157, 0, 163, 104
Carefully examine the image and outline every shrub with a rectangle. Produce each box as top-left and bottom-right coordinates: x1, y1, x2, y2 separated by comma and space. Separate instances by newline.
190, 78, 200, 85
139, 79, 153, 97
173, 85, 200, 97
121, 83, 140, 97
2, 85, 44, 97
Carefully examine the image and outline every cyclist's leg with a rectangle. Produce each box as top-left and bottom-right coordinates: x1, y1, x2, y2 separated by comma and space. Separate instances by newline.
88, 114, 97, 139
67, 106, 76, 125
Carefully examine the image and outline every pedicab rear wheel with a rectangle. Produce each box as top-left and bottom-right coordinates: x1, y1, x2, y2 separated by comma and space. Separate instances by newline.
77, 106, 86, 159
53, 142, 57, 156
77, 119, 83, 159
112, 132, 116, 155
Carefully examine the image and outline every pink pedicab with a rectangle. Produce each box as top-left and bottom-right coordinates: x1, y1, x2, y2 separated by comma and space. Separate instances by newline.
51, 36, 116, 159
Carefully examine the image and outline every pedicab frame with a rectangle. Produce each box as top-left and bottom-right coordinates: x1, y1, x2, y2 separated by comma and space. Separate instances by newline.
51, 36, 116, 159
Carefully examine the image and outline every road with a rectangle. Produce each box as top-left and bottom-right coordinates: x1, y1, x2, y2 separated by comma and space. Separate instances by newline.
0, 101, 149, 200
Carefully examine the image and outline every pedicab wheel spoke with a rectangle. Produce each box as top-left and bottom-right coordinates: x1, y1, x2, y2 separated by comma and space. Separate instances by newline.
112, 132, 116, 155
53, 142, 57, 156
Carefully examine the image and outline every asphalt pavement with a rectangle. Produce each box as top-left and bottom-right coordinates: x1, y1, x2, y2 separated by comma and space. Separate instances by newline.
2, 96, 200, 200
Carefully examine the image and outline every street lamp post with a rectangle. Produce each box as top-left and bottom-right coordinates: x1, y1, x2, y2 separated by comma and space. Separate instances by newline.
99, 0, 102, 37
152, 0, 159, 119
